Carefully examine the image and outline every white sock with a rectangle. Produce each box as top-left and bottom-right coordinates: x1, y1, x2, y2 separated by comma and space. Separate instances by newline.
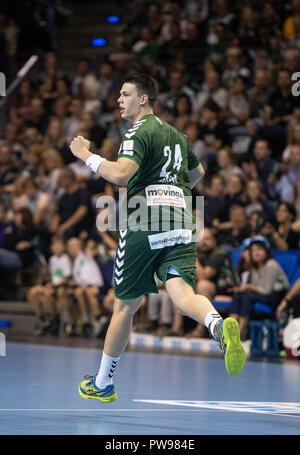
95, 352, 120, 389
204, 310, 222, 340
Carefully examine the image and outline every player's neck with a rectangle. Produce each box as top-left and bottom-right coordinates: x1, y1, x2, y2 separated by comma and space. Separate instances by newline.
133, 108, 153, 125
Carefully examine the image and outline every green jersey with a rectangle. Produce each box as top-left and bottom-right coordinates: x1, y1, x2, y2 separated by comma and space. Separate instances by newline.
118, 114, 200, 230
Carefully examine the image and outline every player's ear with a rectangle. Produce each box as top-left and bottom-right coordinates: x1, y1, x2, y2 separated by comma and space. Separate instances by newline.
140, 93, 148, 106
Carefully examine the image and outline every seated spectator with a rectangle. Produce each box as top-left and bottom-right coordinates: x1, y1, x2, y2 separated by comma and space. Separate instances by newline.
185, 121, 206, 163
246, 68, 273, 135
259, 68, 299, 156
0, 202, 15, 247
186, 227, 237, 338
173, 94, 193, 132
217, 147, 245, 183
82, 76, 102, 118
275, 144, 300, 202
180, 21, 206, 80
50, 168, 93, 238
27, 235, 72, 336
238, 5, 260, 51
64, 97, 84, 143
0, 208, 38, 270
276, 277, 300, 322
223, 174, 246, 210
183, 0, 208, 26
19, 144, 43, 179
55, 78, 72, 109
221, 47, 251, 90
79, 111, 106, 149
71, 57, 95, 98
242, 139, 280, 199
98, 62, 115, 103
203, 174, 228, 227
267, 202, 300, 250
198, 100, 228, 153
23, 177, 56, 227
158, 21, 185, 70
258, 1, 281, 53
0, 144, 18, 190
206, 0, 238, 46
67, 237, 105, 337
215, 204, 251, 247
229, 236, 289, 339
9, 79, 36, 127
282, 0, 300, 42
194, 68, 228, 115
159, 69, 195, 113
284, 123, 300, 162
43, 116, 70, 157
40, 147, 64, 195
293, 175, 300, 221
0, 122, 23, 157
24, 97, 49, 134
207, 22, 232, 69
226, 75, 250, 129
244, 179, 275, 221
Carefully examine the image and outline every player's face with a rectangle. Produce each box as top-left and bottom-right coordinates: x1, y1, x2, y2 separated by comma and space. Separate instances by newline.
118, 83, 142, 122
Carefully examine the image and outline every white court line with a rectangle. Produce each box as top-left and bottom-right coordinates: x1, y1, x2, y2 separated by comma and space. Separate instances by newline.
0, 409, 208, 412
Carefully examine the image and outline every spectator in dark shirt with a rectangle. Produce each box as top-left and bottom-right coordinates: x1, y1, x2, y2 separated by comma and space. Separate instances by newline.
24, 97, 49, 134
0, 202, 15, 247
204, 174, 228, 227
0, 208, 38, 269
266, 202, 300, 250
259, 68, 299, 155
0, 144, 18, 189
242, 139, 280, 199
198, 100, 227, 152
215, 204, 251, 247
50, 167, 92, 238
224, 174, 246, 210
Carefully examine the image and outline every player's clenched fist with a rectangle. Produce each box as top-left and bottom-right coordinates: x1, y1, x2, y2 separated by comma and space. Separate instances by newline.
70, 136, 91, 160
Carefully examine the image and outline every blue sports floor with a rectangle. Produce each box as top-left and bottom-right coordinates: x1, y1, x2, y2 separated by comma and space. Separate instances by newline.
0, 342, 300, 435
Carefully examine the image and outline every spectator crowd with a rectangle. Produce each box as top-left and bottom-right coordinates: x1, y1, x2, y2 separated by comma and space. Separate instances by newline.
0, 0, 300, 341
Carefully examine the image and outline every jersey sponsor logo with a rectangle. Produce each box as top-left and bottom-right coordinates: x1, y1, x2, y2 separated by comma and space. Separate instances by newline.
146, 185, 186, 208
133, 400, 300, 417
148, 229, 192, 250
121, 140, 134, 156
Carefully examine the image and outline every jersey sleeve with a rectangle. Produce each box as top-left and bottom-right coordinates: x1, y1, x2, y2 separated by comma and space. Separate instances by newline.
187, 145, 200, 171
118, 130, 147, 167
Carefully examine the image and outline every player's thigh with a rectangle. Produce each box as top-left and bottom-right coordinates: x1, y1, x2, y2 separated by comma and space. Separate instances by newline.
165, 276, 195, 309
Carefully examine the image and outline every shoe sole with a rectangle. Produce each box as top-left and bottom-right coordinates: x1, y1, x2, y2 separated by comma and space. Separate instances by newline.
223, 318, 246, 375
78, 383, 118, 403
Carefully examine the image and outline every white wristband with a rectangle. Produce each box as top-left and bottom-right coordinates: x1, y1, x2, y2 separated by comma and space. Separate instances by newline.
86, 154, 107, 173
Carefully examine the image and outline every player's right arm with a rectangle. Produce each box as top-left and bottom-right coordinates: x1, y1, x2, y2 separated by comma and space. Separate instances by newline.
70, 136, 139, 186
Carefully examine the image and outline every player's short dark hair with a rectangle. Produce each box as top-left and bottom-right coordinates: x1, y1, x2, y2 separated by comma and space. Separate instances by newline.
123, 72, 158, 107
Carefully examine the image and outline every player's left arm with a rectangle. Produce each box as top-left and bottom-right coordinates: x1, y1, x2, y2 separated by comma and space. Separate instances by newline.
70, 136, 139, 186
189, 163, 205, 189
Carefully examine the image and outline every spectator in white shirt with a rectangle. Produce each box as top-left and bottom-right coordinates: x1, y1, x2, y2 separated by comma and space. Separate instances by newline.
28, 235, 72, 336
67, 237, 105, 337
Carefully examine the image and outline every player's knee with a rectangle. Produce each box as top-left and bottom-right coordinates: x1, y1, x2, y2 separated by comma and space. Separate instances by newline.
196, 279, 216, 299
113, 298, 142, 317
